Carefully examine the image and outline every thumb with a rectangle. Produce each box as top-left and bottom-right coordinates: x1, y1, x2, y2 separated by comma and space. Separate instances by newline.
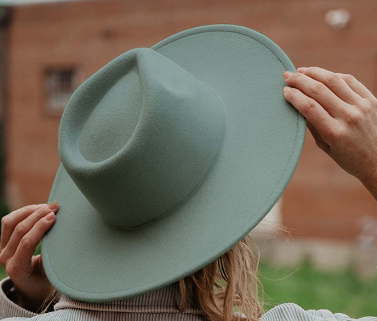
307, 121, 331, 154
31, 254, 46, 277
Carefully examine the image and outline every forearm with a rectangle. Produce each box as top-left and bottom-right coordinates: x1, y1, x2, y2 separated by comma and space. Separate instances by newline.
360, 174, 377, 201
11, 286, 48, 313
0, 277, 37, 319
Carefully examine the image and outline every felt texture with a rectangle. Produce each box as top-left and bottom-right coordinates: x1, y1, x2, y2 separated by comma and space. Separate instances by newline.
41, 24, 306, 302
59, 48, 226, 228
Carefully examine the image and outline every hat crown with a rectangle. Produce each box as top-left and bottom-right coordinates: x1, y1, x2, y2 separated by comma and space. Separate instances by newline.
58, 48, 226, 229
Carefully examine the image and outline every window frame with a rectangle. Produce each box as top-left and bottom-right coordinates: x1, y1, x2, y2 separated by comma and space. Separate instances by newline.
43, 65, 79, 117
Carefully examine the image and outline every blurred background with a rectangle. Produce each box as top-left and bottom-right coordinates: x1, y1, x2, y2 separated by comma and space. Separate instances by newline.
0, 0, 376, 317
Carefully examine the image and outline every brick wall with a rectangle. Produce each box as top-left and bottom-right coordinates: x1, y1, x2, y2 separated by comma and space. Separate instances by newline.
0, 7, 10, 202
5, 0, 377, 242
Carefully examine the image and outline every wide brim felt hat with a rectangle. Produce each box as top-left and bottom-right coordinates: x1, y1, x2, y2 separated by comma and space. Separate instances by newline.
41, 24, 306, 302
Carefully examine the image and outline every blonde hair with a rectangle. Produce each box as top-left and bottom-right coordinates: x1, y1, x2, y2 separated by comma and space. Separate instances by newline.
40, 234, 264, 320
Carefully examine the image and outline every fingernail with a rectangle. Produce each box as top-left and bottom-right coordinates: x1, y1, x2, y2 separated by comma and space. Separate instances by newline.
48, 201, 59, 211
283, 71, 292, 80
46, 212, 55, 221
284, 86, 290, 94
297, 67, 307, 73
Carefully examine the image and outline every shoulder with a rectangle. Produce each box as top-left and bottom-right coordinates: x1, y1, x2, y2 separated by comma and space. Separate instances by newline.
260, 303, 377, 321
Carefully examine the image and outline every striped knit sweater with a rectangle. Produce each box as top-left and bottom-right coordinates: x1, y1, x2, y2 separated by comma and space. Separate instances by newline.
0, 276, 376, 321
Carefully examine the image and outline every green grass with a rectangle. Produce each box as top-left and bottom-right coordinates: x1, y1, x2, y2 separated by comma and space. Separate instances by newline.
0, 258, 376, 318
0, 267, 6, 280
259, 260, 377, 318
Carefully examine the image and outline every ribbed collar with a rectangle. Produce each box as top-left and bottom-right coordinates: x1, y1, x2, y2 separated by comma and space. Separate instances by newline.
54, 283, 204, 315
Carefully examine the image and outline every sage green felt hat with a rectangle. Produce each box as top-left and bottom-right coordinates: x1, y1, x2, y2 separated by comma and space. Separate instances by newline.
41, 24, 306, 302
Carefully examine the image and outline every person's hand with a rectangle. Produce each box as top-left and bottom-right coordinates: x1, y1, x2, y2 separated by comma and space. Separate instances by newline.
283, 67, 377, 198
0, 202, 59, 312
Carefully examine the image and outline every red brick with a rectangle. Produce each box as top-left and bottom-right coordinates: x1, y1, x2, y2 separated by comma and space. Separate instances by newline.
5, 0, 377, 242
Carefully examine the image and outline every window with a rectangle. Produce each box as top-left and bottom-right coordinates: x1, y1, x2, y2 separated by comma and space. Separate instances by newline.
45, 68, 77, 115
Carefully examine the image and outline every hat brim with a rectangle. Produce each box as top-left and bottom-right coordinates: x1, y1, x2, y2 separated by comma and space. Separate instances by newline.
41, 24, 306, 302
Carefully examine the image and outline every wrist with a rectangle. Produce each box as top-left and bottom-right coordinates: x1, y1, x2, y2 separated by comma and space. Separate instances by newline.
358, 170, 377, 201
11, 286, 47, 313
